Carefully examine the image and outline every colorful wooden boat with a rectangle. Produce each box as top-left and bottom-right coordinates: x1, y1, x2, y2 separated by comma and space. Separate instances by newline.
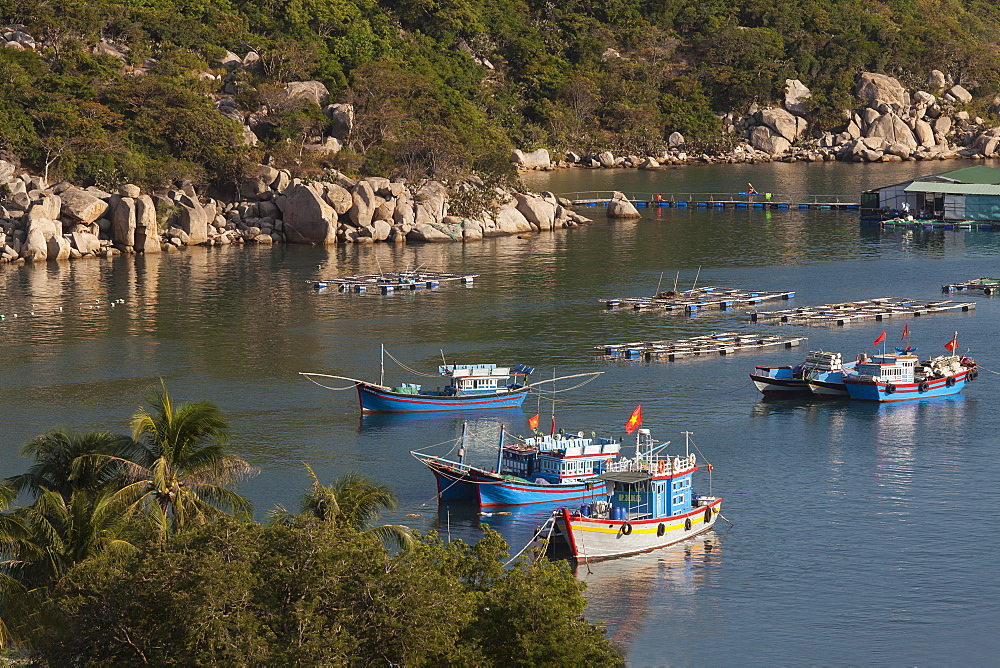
356, 362, 533, 413
803, 351, 857, 398
842, 351, 977, 401
547, 430, 722, 563
411, 424, 621, 507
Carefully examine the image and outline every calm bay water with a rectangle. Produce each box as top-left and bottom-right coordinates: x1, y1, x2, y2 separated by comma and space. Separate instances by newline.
2, 161, 999, 664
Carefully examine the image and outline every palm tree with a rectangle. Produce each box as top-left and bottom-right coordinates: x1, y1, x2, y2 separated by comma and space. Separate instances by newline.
6, 430, 132, 501
86, 380, 258, 539
300, 465, 414, 551
0, 485, 143, 648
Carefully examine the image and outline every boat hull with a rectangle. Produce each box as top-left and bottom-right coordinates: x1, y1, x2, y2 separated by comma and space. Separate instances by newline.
843, 370, 970, 402
425, 461, 608, 507
358, 383, 529, 413
750, 369, 809, 396
551, 499, 723, 563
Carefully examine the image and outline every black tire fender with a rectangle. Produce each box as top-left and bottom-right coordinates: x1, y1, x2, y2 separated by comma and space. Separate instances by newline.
946, 376, 956, 387
621, 522, 632, 536
704, 508, 712, 524
885, 383, 896, 394
684, 518, 692, 531
919, 381, 930, 393
657, 523, 666, 537
968, 367, 979, 381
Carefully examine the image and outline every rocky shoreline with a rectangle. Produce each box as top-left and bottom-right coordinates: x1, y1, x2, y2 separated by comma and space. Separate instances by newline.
515, 72, 1000, 170
0, 159, 594, 264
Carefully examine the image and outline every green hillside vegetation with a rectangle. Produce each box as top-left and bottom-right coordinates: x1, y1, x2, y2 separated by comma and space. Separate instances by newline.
2, 0, 1000, 188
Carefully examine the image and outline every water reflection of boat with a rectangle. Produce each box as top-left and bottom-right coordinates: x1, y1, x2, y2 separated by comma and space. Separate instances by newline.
357, 409, 516, 434
578, 532, 723, 647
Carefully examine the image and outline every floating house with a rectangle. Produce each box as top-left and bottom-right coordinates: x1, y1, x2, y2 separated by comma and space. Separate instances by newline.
861, 165, 1000, 221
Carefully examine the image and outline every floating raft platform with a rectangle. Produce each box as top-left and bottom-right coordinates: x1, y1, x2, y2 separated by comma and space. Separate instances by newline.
871, 218, 993, 231
942, 277, 1000, 295
597, 332, 808, 361
312, 271, 478, 294
600, 286, 795, 312
749, 297, 976, 326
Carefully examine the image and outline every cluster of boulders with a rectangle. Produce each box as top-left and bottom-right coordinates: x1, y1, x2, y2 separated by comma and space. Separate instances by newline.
0, 159, 593, 264
2, 24, 36, 50
515, 71, 1000, 169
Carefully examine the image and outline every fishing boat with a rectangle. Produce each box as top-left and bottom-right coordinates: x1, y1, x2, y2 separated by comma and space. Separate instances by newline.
546, 430, 722, 563
750, 350, 854, 397
300, 346, 536, 413
411, 423, 621, 507
842, 331, 978, 402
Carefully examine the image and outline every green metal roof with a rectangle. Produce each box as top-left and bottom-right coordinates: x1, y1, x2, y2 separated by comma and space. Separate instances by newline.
924, 165, 1000, 185
904, 182, 1000, 195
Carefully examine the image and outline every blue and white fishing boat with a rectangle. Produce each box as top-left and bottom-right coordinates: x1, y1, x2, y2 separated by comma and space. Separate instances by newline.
411, 423, 621, 507
546, 430, 722, 563
301, 346, 537, 413
842, 331, 977, 402
751, 350, 856, 398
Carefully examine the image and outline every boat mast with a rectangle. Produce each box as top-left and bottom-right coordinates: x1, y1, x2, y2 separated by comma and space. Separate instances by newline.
683, 430, 692, 458
380, 343, 385, 386
458, 421, 468, 465
495, 425, 506, 472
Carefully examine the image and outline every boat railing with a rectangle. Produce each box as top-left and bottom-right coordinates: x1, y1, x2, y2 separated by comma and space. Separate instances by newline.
605, 453, 693, 474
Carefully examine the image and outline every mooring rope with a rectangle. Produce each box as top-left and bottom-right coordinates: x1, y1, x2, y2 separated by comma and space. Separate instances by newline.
503, 516, 555, 566
299, 373, 359, 391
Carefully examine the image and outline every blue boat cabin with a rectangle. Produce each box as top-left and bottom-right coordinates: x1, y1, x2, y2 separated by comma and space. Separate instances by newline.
499, 433, 620, 483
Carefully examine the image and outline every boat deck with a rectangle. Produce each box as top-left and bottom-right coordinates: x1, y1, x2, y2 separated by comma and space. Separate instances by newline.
749, 297, 976, 326
311, 270, 478, 294
942, 278, 1000, 295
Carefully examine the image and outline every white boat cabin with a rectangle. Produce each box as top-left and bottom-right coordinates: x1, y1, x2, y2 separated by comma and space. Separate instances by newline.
500, 432, 620, 484
854, 353, 916, 383
439, 363, 533, 395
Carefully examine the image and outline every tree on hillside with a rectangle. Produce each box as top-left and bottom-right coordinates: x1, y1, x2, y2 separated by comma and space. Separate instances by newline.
5, 430, 131, 502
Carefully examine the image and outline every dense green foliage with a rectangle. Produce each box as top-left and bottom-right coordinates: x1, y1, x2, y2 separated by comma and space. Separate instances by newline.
2, 0, 1000, 186
0, 389, 621, 664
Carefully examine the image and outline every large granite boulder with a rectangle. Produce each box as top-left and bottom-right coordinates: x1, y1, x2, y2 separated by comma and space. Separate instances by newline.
283, 81, 330, 107
856, 72, 909, 109
348, 181, 377, 228
913, 119, 935, 147
514, 193, 556, 230
71, 231, 101, 254
60, 189, 108, 223
946, 84, 972, 104
495, 205, 533, 234
667, 132, 685, 147
758, 108, 805, 142
866, 113, 917, 148
784, 79, 812, 115
176, 194, 209, 244
511, 148, 551, 168
135, 195, 160, 253
927, 70, 947, 91
321, 183, 353, 215
606, 192, 641, 219
748, 126, 791, 155
414, 181, 447, 225
282, 184, 338, 244
113, 197, 137, 247
407, 223, 457, 242
46, 235, 71, 261
324, 103, 354, 138
22, 227, 47, 262
27, 194, 61, 222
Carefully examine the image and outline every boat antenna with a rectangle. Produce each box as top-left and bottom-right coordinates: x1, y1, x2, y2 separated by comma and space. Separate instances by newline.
440, 349, 447, 366
380, 343, 385, 386
654, 271, 664, 297
550, 367, 557, 436
691, 266, 701, 290
673, 271, 680, 292
683, 430, 692, 458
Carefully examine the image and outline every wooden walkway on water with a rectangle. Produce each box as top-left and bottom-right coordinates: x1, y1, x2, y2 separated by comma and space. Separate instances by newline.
312, 270, 478, 294
563, 191, 859, 211
600, 286, 795, 312
748, 297, 976, 326
597, 332, 808, 361
942, 278, 1000, 294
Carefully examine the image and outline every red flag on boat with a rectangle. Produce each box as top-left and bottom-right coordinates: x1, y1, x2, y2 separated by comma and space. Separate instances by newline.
707, 464, 714, 471
625, 405, 643, 434
873, 331, 886, 346
901, 324, 909, 341
528, 414, 539, 430
944, 337, 958, 352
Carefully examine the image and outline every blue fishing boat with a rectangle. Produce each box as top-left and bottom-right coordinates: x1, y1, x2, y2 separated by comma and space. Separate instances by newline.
355, 362, 533, 413
411, 423, 621, 507
842, 331, 977, 402
547, 430, 722, 563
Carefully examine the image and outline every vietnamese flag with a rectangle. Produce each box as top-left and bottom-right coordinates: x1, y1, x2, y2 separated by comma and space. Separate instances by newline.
873, 330, 886, 346
625, 404, 643, 434
528, 414, 539, 430
901, 324, 909, 341
944, 338, 958, 352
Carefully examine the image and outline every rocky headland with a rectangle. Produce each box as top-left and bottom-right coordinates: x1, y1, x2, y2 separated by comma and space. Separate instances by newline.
514, 72, 1000, 170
